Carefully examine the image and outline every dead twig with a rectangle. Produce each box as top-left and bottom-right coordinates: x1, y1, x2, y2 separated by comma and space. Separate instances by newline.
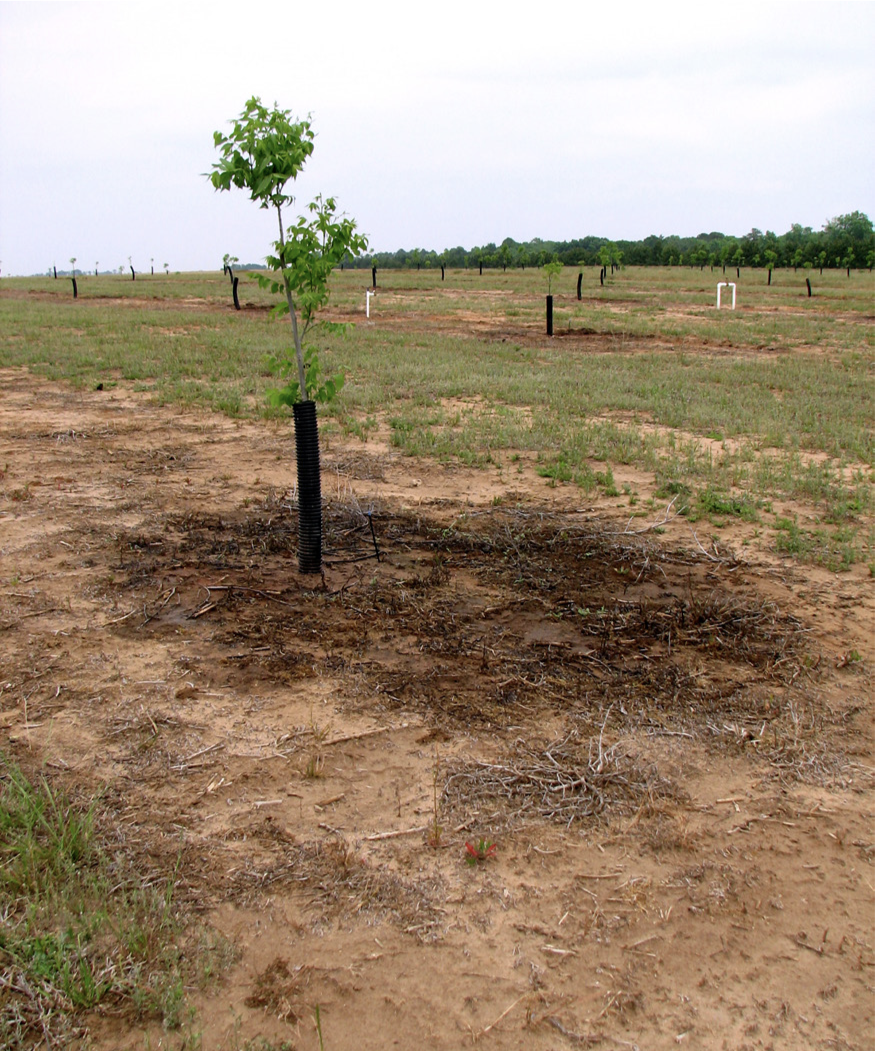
323, 725, 397, 748
365, 825, 427, 841
474, 994, 527, 1039
611, 495, 684, 536
546, 1016, 601, 1044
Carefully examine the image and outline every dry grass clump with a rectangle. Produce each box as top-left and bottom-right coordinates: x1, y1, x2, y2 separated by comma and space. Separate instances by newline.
443, 728, 676, 829
244, 957, 310, 1022
759, 699, 874, 789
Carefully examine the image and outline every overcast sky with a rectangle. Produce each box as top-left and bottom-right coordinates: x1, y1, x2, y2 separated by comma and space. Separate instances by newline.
0, 0, 872, 275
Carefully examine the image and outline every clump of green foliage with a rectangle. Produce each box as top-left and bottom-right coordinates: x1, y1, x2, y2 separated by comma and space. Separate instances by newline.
210, 96, 367, 407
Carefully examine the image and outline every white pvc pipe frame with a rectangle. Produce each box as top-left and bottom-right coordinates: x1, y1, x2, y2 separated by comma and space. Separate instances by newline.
366, 290, 374, 318
716, 282, 737, 310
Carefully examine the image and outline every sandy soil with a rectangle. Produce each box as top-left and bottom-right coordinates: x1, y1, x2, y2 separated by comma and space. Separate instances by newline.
0, 366, 872, 1051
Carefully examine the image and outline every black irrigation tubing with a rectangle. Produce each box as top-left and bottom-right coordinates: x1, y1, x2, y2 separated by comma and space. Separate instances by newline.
366, 511, 382, 560
323, 553, 380, 566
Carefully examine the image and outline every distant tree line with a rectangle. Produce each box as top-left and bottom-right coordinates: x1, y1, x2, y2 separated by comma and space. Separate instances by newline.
343, 212, 873, 273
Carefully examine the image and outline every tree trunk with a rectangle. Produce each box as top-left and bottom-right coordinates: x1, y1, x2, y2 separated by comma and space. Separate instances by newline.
768, 269, 772, 286
71, 278, 78, 298
232, 276, 240, 310
806, 278, 812, 297
577, 273, 582, 300
130, 266, 136, 281
276, 204, 307, 399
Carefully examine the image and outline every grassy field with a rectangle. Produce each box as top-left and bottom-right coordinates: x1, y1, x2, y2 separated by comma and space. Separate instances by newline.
1, 265, 873, 571
1, 264, 873, 1048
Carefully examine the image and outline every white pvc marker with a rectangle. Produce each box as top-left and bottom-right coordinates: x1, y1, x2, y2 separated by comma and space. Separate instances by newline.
366, 290, 374, 318
716, 282, 737, 310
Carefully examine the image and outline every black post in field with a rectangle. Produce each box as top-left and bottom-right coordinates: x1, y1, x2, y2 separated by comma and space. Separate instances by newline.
577, 273, 582, 300
546, 295, 553, 336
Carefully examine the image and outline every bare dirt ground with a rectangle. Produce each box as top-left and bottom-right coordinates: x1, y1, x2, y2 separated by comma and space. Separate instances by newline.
1, 365, 872, 1050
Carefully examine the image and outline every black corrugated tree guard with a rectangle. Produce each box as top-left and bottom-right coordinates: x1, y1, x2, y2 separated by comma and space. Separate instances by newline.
209, 97, 367, 574
543, 259, 562, 336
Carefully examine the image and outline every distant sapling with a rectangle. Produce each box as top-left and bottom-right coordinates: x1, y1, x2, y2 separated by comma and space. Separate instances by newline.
544, 258, 563, 295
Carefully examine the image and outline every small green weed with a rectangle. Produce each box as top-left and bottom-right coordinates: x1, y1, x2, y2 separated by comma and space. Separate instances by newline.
314, 1004, 326, 1051
465, 838, 497, 865
595, 466, 620, 497
537, 457, 574, 485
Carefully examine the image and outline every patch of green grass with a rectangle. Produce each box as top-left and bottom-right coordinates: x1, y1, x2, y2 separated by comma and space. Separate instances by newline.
773, 516, 871, 571
537, 455, 575, 485
692, 487, 761, 523
0, 756, 235, 1049
341, 413, 378, 442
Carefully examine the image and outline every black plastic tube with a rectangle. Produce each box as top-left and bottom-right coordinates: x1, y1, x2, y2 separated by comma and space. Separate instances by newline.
293, 400, 322, 574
